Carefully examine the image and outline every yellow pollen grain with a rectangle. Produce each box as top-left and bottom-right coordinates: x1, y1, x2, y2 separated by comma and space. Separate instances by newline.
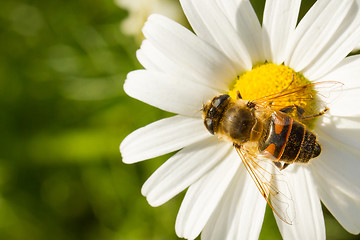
228, 63, 318, 127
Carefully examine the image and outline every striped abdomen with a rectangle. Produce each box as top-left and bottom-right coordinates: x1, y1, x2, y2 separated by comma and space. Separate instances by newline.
259, 112, 321, 164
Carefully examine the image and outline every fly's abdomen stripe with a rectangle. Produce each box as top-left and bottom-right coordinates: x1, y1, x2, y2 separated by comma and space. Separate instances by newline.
260, 113, 293, 160
280, 121, 306, 162
296, 130, 317, 163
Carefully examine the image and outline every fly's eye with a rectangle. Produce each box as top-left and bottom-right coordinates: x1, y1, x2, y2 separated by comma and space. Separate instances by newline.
208, 106, 217, 115
204, 118, 214, 135
212, 94, 230, 108
212, 98, 222, 108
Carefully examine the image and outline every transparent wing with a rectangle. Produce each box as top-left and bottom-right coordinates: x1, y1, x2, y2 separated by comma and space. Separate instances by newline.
251, 81, 343, 113
235, 146, 295, 224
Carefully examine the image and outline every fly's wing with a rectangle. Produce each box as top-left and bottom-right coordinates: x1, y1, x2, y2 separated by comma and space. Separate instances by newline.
235, 145, 295, 225
251, 81, 343, 115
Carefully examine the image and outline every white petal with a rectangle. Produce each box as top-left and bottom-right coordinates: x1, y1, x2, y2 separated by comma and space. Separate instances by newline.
180, 0, 252, 71
311, 129, 360, 206
311, 130, 360, 234
141, 138, 232, 207
287, 0, 360, 79
262, 0, 301, 64
319, 55, 360, 88
215, 0, 264, 64
275, 165, 325, 240
352, 42, 360, 52
317, 55, 360, 116
312, 168, 360, 234
317, 115, 360, 150
310, 130, 360, 232
202, 164, 266, 240
139, 15, 237, 90
175, 149, 240, 240
120, 115, 210, 163
124, 70, 219, 117
327, 90, 360, 117
287, 0, 350, 69
303, 2, 360, 79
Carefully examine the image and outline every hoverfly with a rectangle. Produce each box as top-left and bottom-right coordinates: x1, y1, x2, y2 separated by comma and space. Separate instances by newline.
202, 80, 342, 224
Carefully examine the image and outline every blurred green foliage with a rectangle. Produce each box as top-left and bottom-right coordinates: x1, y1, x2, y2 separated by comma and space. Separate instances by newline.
0, 0, 357, 239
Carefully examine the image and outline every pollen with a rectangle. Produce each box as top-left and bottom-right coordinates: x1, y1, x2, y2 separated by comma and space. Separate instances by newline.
228, 63, 318, 127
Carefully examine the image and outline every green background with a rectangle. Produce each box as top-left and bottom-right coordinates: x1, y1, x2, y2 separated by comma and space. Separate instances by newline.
0, 0, 357, 239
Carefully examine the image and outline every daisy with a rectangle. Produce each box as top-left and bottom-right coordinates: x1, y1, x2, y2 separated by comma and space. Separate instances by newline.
120, 0, 360, 239
353, 43, 360, 52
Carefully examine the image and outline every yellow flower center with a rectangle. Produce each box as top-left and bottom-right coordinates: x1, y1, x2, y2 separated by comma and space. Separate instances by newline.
228, 63, 318, 128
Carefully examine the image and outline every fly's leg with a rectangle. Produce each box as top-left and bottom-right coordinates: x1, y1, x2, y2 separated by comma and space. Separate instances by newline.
280, 104, 304, 117
273, 161, 290, 171
280, 104, 328, 120
300, 107, 329, 120
236, 90, 242, 99
281, 163, 290, 170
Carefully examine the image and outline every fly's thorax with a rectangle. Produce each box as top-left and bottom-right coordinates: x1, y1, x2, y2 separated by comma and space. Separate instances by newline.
217, 100, 257, 145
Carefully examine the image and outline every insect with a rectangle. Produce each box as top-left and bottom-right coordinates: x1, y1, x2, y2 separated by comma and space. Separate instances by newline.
202, 81, 340, 224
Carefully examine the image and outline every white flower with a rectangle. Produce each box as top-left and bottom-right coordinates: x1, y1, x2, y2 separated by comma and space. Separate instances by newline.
115, 0, 185, 43
353, 43, 360, 53
120, 0, 360, 239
